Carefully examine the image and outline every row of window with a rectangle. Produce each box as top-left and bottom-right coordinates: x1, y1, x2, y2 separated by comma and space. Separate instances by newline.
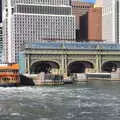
14, 34, 75, 40
102, 7, 112, 15
16, 5, 71, 15
72, 5, 92, 9
0, 77, 18, 81
14, 19, 74, 23
11, 0, 70, 6
14, 14, 75, 20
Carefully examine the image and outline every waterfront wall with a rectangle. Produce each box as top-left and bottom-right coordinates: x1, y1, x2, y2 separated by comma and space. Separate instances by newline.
19, 42, 120, 76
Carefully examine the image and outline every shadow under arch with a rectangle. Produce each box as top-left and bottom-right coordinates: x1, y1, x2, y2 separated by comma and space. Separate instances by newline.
30, 61, 60, 74
102, 61, 119, 72
68, 61, 94, 76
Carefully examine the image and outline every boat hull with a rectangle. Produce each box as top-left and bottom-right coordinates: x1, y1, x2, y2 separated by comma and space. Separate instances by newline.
0, 83, 19, 87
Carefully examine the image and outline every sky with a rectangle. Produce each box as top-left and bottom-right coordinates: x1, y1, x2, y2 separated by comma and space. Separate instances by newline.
79, 0, 96, 3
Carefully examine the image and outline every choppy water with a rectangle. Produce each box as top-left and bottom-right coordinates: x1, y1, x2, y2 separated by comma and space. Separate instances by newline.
0, 80, 120, 120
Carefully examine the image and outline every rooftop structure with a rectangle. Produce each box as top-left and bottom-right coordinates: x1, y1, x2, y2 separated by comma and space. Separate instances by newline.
0, 63, 19, 70
24, 42, 120, 50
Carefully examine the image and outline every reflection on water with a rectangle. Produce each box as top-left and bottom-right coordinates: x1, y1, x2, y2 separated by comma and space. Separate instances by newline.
0, 80, 120, 120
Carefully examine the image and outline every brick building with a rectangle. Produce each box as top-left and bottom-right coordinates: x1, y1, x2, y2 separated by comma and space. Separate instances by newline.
88, 7, 102, 41
71, 1, 94, 41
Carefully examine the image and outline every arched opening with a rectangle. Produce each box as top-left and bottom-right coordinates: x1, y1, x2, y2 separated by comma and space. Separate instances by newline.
102, 62, 118, 72
68, 61, 94, 76
30, 61, 59, 74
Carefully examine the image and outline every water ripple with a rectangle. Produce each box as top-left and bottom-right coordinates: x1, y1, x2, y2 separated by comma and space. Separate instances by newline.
0, 81, 120, 120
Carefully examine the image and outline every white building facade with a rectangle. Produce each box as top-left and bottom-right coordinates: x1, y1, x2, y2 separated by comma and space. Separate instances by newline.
96, 0, 120, 43
0, 23, 2, 63
2, 0, 76, 63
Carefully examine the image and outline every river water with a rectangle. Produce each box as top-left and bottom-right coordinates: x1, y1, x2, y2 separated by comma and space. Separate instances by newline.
0, 80, 120, 120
